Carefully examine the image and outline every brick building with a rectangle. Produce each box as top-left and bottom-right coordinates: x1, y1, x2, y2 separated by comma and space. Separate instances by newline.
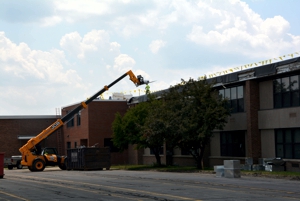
61, 100, 138, 165
2, 56, 300, 172
129, 56, 300, 172
0, 116, 61, 161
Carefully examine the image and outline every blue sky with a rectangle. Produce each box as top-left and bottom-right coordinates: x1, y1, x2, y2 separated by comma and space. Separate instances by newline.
0, 0, 299, 115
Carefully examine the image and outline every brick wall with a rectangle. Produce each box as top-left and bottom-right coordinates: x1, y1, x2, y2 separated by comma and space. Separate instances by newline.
245, 80, 261, 163
0, 117, 59, 158
88, 101, 127, 146
62, 103, 89, 154
62, 100, 129, 164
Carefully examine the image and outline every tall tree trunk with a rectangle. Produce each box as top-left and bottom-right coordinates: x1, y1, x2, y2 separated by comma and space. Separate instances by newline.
190, 148, 201, 169
198, 144, 205, 170
191, 145, 205, 169
153, 147, 161, 166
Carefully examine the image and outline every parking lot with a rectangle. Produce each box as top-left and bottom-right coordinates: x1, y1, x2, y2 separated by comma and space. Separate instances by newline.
1, 167, 300, 201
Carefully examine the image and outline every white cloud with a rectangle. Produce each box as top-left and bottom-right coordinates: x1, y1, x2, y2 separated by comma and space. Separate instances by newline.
60, 30, 120, 60
113, 54, 136, 73
54, 0, 111, 15
0, 32, 83, 86
40, 16, 62, 27
1, 0, 300, 115
260, 16, 289, 38
186, 0, 296, 58
149, 40, 166, 54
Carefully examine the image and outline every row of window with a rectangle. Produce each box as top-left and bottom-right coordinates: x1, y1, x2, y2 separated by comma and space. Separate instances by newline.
217, 74, 300, 113
219, 129, 300, 159
275, 129, 300, 159
66, 111, 81, 128
274, 75, 300, 108
219, 86, 244, 113
66, 140, 85, 149
65, 129, 300, 159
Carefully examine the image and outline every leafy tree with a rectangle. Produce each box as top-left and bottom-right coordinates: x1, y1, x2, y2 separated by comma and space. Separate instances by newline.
112, 98, 165, 166
112, 78, 230, 169
141, 98, 172, 165
161, 78, 230, 169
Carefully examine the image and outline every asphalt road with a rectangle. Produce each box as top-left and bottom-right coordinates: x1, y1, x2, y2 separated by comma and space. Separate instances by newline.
1, 167, 300, 201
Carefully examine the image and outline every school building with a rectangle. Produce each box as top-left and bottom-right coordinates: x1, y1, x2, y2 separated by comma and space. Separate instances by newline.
1, 56, 300, 171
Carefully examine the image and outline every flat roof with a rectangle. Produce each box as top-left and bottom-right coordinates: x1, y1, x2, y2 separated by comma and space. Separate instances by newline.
17, 135, 36, 140
0, 115, 59, 120
61, 99, 127, 109
128, 56, 300, 104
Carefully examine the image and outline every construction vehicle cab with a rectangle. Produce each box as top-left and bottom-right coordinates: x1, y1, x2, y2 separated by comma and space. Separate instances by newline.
19, 70, 147, 172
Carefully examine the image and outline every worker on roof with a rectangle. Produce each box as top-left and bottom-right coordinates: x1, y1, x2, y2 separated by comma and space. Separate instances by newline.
145, 84, 150, 94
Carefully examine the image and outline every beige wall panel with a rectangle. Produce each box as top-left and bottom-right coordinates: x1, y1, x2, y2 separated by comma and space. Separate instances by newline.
258, 108, 300, 129
144, 148, 150, 155
259, 80, 273, 110
221, 113, 247, 131
173, 147, 181, 155
260, 129, 275, 158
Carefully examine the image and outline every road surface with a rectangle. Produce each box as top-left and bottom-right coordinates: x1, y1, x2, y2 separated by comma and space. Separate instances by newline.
0, 167, 299, 200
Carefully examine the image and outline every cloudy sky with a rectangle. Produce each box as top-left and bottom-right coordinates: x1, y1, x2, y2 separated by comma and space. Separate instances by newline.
1, 0, 299, 115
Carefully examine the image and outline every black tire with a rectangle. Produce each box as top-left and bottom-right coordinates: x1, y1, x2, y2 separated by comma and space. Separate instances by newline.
60, 158, 69, 170
17, 162, 23, 169
8, 165, 13, 170
32, 159, 46, 171
58, 162, 66, 170
28, 166, 34, 172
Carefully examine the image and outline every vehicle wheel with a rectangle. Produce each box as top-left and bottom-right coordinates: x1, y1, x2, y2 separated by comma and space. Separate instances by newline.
59, 158, 68, 170
8, 165, 13, 170
58, 163, 66, 170
32, 159, 45, 171
17, 163, 23, 169
28, 166, 34, 172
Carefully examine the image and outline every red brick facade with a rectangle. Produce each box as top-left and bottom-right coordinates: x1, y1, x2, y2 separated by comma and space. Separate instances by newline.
62, 100, 130, 165
245, 80, 261, 163
0, 116, 60, 159
2, 57, 300, 172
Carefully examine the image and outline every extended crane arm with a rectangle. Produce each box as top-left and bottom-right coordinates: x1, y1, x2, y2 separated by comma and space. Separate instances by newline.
19, 70, 146, 164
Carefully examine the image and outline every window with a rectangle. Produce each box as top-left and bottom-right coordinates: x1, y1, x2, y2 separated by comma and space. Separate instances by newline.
220, 131, 245, 157
181, 148, 190, 155
219, 86, 244, 113
80, 139, 88, 147
67, 118, 74, 127
77, 111, 81, 126
67, 142, 71, 149
74, 141, 77, 148
66, 111, 74, 128
275, 129, 300, 159
274, 75, 300, 108
150, 146, 164, 155
104, 138, 120, 152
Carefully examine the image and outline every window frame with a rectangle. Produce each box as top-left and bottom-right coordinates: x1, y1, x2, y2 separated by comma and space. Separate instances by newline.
220, 131, 246, 157
275, 128, 300, 159
219, 85, 244, 113
273, 75, 300, 108
77, 111, 81, 126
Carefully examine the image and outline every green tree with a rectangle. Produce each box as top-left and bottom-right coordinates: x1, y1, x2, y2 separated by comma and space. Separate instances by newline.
141, 98, 172, 165
112, 78, 230, 169
112, 98, 165, 166
161, 78, 230, 169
